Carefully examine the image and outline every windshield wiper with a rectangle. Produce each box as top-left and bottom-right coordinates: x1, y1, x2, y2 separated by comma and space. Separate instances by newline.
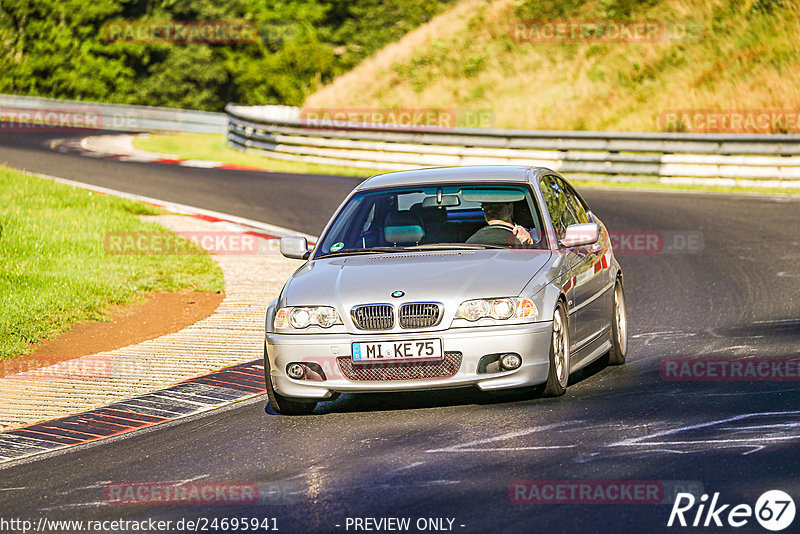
315, 247, 411, 259
404, 243, 508, 250
316, 243, 510, 258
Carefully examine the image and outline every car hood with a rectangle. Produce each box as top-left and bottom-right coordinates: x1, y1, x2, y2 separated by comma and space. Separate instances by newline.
282, 249, 552, 308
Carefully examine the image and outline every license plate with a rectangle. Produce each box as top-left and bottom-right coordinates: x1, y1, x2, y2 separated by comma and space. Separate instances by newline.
352, 339, 443, 363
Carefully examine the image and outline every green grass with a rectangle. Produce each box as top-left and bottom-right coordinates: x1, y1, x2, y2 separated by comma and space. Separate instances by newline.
134, 133, 377, 177
0, 167, 224, 360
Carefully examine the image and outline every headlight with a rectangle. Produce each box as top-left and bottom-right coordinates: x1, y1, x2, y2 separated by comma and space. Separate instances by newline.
274, 306, 342, 329
455, 298, 538, 322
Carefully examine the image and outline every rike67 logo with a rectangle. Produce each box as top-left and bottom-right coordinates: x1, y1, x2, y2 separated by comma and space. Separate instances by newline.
668, 490, 795, 531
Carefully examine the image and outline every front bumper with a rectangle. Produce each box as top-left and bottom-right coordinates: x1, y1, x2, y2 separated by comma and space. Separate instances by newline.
265, 322, 552, 399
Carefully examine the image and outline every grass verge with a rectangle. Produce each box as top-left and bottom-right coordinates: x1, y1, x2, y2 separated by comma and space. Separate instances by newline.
570, 179, 800, 196
134, 133, 376, 177
0, 167, 224, 360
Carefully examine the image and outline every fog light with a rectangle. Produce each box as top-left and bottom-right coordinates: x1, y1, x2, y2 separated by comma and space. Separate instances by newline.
500, 353, 521, 370
286, 363, 305, 380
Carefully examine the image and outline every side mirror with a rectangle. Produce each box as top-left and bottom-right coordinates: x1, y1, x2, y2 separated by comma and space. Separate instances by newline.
560, 223, 600, 248
280, 236, 310, 260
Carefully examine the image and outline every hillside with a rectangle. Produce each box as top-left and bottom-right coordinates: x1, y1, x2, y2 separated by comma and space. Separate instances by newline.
304, 0, 800, 132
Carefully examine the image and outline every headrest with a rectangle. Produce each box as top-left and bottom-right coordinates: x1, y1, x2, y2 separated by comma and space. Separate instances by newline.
411, 203, 447, 223
383, 211, 425, 244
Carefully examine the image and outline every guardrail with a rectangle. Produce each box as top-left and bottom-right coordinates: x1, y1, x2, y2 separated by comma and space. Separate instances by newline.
1, 94, 225, 133
226, 104, 800, 188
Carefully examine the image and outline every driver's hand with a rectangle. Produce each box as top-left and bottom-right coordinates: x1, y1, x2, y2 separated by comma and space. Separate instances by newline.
513, 225, 534, 245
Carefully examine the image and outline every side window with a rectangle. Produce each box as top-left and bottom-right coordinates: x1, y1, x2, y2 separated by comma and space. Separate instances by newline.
539, 175, 576, 239
558, 177, 590, 224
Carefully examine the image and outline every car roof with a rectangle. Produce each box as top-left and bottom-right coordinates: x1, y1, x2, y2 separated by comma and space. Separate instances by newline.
355, 165, 552, 191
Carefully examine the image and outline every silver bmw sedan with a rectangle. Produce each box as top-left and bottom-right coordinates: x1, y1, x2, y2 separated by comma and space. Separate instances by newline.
264, 166, 627, 414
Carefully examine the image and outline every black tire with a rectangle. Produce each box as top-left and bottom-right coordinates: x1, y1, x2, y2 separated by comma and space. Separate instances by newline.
542, 303, 569, 397
607, 278, 628, 365
263, 345, 317, 415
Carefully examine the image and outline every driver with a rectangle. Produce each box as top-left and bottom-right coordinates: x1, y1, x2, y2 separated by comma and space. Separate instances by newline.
466, 202, 535, 247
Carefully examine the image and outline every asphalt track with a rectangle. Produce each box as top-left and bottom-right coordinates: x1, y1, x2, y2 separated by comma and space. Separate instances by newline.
2, 131, 800, 533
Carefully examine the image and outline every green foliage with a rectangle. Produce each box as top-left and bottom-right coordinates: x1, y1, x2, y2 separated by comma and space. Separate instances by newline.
599, 0, 658, 19
462, 54, 486, 78
0, 0, 456, 110
516, 0, 591, 20
748, 0, 792, 14
326, 0, 448, 71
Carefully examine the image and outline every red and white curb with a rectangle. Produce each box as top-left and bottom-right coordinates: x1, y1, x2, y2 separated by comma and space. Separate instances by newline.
50, 134, 272, 172
0, 362, 267, 464
0, 172, 316, 466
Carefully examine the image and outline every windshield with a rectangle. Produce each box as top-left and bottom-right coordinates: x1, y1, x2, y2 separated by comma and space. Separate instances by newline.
315, 183, 547, 258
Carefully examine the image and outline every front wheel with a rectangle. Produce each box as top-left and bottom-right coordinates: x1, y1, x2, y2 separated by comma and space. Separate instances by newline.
264, 345, 317, 415
607, 279, 627, 365
542, 303, 569, 397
